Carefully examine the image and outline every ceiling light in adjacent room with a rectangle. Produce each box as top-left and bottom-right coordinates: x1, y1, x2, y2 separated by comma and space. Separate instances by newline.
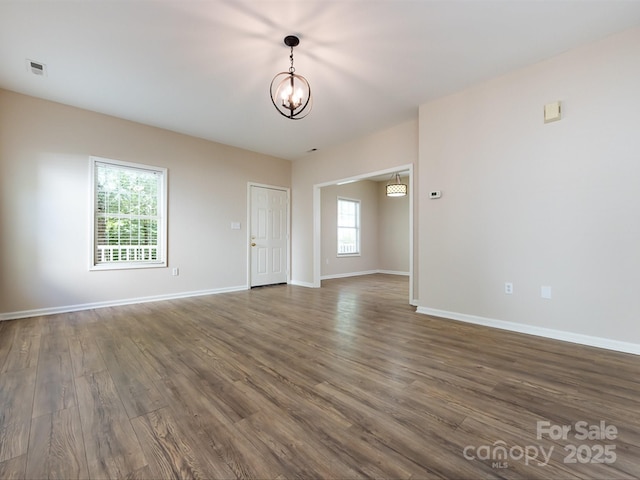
386, 173, 407, 197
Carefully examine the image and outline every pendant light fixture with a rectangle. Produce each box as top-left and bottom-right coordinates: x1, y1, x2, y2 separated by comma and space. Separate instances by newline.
386, 173, 408, 197
270, 35, 312, 120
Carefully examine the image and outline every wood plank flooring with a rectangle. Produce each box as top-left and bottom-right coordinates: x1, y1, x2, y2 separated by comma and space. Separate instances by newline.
0, 274, 639, 479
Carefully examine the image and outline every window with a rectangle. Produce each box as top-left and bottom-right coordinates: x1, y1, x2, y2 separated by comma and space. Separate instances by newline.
337, 197, 360, 256
90, 157, 167, 270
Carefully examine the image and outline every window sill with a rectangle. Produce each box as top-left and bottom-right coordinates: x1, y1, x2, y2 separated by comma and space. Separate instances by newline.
90, 261, 167, 271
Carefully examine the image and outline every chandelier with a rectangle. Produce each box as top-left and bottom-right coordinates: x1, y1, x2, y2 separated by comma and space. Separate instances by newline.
270, 35, 312, 120
386, 173, 408, 197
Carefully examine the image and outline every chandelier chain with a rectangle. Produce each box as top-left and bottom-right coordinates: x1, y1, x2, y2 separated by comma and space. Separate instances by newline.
289, 46, 295, 73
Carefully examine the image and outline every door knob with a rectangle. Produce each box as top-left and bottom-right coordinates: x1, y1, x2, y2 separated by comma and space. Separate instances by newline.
251, 243, 256, 247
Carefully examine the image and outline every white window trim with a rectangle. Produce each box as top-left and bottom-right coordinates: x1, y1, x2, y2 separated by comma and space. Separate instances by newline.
337, 196, 361, 257
89, 156, 168, 271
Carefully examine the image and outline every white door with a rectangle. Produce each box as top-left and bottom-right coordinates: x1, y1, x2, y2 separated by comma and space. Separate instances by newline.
250, 185, 288, 287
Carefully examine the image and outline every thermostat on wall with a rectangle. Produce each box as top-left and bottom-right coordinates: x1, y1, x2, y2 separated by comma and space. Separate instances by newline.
429, 191, 442, 199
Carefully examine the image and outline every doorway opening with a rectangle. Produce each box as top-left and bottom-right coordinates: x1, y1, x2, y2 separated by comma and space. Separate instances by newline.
312, 164, 415, 305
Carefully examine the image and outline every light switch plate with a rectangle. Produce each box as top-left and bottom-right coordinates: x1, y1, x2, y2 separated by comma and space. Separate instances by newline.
544, 101, 561, 123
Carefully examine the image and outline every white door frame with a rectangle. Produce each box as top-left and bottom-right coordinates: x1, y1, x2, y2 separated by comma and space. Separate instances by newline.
247, 182, 291, 288
312, 163, 415, 305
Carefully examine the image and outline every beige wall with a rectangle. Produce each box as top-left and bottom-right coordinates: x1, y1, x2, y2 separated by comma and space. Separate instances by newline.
0, 90, 290, 316
321, 181, 379, 277
377, 178, 410, 273
291, 119, 418, 291
418, 27, 640, 345
321, 179, 410, 278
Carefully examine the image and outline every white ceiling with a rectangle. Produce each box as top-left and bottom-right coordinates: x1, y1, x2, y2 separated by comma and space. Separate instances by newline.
1, 1, 639, 161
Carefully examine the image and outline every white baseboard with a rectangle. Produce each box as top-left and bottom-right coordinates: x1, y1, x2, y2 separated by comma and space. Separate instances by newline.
416, 306, 640, 356
289, 279, 317, 288
321, 269, 409, 281
0, 285, 248, 321
377, 270, 410, 276
321, 270, 378, 280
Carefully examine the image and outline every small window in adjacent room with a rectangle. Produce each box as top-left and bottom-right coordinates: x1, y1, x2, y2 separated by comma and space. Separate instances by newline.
337, 197, 360, 256
90, 156, 167, 270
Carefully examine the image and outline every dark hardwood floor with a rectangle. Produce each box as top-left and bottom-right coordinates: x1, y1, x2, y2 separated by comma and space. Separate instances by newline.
0, 274, 638, 479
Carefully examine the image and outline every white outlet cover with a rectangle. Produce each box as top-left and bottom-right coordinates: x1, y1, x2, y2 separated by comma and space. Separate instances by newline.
544, 101, 561, 123
541, 286, 552, 299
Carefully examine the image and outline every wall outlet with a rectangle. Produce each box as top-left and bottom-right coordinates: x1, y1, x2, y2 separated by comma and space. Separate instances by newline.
541, 286, 552, 299
504, 282, 513, 294
172, 267, 179, 276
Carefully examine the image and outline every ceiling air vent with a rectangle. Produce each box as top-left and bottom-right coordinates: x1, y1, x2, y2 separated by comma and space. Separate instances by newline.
27, 59, 47, 76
